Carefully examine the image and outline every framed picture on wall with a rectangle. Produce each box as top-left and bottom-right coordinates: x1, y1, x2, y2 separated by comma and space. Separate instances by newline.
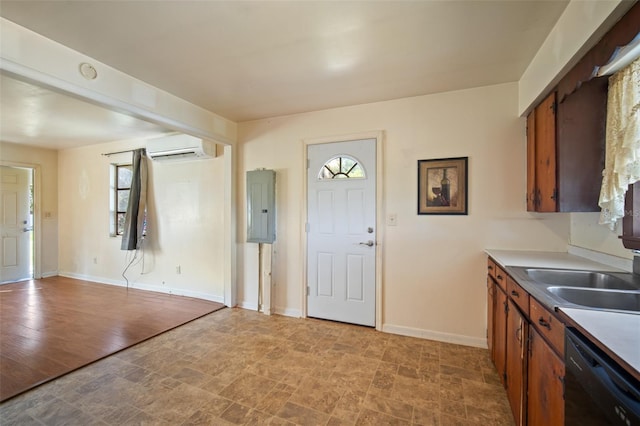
417, 157, 468, 215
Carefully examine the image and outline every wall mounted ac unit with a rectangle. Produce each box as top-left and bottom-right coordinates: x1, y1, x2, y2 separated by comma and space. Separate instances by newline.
146, 134, 215, 161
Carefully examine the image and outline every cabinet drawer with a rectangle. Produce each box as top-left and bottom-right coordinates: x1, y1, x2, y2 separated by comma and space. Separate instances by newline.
529, 297, 564, 357
487, 258, 496, 279
494, 265, 507, 292
507, 276, 529, 316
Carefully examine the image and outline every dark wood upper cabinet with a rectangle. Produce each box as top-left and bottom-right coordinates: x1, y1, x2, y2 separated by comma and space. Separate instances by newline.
622, 184, 640, 250
526, 84, 606, 213
526, 2, 639, 215
556, 76, 608, 212
527, 92, 557, 212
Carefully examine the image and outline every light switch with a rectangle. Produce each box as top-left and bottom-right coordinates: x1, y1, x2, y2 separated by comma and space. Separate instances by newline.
387, 213, 397, 226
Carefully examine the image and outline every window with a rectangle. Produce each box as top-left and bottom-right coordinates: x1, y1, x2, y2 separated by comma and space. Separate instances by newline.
110, 164, 132, 236
318, 155, 365, 180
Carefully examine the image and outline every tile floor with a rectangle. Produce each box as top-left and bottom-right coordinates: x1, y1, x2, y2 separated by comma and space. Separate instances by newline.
0, 308, 514, 425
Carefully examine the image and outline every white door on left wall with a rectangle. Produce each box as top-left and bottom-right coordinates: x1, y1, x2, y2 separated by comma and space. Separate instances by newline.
0, 166, 32, 283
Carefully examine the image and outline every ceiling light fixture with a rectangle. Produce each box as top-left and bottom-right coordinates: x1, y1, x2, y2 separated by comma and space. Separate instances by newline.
79, 62, 98, 80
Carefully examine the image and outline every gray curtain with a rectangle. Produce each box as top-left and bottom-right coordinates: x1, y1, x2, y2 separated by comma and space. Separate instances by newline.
121, 148, 148, 251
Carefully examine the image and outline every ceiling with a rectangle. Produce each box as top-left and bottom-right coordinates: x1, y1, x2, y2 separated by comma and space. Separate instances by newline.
0, 75, 172, 150
0, 0, 570, 149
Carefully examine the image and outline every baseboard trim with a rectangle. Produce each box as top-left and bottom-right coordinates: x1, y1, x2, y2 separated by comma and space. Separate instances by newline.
235, 302, 300, 318
57, 272, 225, 304
274, 307, 301, 318
237, 301, 259, 311
382, 323, 488, 349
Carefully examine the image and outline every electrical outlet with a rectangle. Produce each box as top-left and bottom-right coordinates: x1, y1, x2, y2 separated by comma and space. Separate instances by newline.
93, 257, 98, 264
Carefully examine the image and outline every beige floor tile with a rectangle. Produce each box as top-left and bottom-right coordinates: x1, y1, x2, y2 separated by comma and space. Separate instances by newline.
0, 308, 514, 426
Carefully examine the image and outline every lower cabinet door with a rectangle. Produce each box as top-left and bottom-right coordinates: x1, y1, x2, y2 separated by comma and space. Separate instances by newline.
487, 276, 496, 355
506, 300, 527, 425
494, 285, 508, 385
527, 327, 565, 426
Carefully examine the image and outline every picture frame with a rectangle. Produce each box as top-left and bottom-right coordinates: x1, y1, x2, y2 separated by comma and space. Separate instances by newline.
417, 157, 468, 215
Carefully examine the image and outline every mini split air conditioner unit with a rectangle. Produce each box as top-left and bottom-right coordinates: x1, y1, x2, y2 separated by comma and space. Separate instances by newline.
146, 134, 215, 161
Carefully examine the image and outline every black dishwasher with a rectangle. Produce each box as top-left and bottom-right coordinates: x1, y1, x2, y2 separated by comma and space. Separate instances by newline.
565, 328, 640, 425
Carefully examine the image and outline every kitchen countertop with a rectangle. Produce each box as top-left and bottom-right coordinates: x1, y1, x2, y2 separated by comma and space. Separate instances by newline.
557, 308, 640, 381
485, 249, 639, 379
485, 249, 625, 272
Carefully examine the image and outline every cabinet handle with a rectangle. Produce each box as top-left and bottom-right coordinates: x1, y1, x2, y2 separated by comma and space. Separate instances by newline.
511, 290, 519, 298
538, 318, 551, 330
488, 265, 494, 271
496, 274, 503, 281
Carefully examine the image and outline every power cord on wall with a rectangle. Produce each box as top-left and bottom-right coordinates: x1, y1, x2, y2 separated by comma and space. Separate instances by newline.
121, 238, 145, 290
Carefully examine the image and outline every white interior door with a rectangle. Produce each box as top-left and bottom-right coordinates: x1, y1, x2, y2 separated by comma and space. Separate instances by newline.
0, 166, 32, 283
307, 139, 376, 326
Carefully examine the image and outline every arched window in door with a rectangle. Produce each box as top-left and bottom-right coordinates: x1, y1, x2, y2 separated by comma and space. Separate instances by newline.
318, 155, 365, 180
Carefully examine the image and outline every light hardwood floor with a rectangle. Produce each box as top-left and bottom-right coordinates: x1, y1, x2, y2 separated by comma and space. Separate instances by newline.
0, 276, 224, 402
1, 307, 514, 425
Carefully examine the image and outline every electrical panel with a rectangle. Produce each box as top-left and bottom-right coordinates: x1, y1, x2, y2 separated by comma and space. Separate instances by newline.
247, 169, 276, 243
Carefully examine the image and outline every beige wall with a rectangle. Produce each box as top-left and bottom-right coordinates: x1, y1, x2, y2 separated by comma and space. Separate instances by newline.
0, 141, 59, 276
237, 82, 570, 346
57, 139, 225, 301
570, 213, 633, 260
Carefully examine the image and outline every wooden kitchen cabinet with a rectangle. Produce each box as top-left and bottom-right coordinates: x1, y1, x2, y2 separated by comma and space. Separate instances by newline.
527, 327, 565, 426
526, 79, 607, 213
527, 92, 557, 212
556, 77, 607, 212
506, 299, 528, 426
487, 257, 566, 426
487, 276, 495, 355
622, 183, 640, 250
494, 284, 508, 385
507, 276, 529, 316
489, 263, 509, 385
529, 297, 564, 357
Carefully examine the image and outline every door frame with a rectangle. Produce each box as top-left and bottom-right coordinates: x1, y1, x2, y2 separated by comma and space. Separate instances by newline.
301, 131, 384, 330
0, 161, 41, 280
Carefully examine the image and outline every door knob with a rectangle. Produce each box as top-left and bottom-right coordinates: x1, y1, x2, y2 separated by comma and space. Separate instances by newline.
23, 227, 33, 232
359, 240, 374, 247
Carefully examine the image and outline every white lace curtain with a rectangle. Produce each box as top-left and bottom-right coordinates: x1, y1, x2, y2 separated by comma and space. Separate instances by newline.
598, 56, 640, 230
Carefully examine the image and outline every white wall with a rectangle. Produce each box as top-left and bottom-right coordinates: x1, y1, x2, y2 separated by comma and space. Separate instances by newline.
0, 141, 59, 276
237, 82, 570, 347
57, 140, 226, 302
570, 213, 633, 260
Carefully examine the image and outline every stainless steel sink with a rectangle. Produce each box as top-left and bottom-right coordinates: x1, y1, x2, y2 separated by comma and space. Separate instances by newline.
522, 268, 637, 290
547, 287, 640, 313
